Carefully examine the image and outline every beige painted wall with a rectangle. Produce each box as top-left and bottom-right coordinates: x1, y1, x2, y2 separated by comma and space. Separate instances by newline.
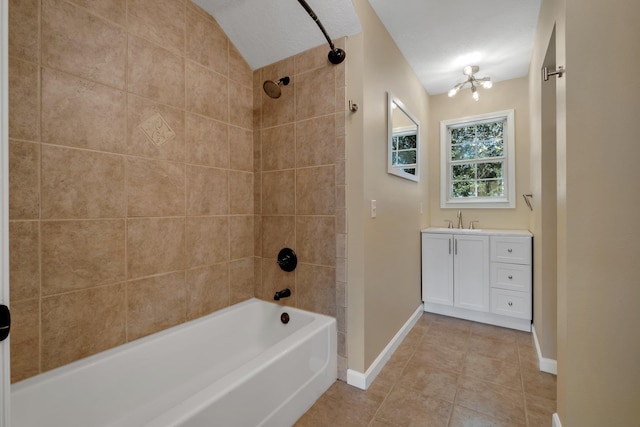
532, 0, 640, 424
428, 77, 531, 231
347, 0, 429, 372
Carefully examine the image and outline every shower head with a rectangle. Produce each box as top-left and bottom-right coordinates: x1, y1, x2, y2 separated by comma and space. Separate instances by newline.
263, 76, 290, 99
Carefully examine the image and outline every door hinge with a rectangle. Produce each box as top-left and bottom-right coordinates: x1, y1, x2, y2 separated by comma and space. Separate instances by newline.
0, 305, 10, 342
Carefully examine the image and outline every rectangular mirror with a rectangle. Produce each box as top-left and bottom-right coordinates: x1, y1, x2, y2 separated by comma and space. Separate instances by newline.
388, 92, 419, 182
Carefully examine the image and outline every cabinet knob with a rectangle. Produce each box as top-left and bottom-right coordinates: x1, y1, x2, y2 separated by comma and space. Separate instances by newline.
508, 275, 513, 280
507, 248, 513, 253
508, 301, 513, 306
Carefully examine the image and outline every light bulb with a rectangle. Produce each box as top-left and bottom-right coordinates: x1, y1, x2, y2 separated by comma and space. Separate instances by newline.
472, 91, 479, 101
463, 66, 473, 76
482, 80, 493, 89
448, 88, 458, 97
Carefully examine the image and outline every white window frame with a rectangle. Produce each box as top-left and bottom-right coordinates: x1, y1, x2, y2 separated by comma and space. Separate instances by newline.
440, 109, 515, 209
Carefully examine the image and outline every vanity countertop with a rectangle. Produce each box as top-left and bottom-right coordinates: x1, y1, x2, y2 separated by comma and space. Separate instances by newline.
421, 227, 533, 237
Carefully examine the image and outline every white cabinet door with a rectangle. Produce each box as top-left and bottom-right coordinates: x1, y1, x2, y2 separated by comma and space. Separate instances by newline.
421, 233, 454, 306
453, 235, 490, 312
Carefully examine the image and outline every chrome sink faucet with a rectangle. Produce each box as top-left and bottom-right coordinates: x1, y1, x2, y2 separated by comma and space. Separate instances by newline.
457, 210, 463, 229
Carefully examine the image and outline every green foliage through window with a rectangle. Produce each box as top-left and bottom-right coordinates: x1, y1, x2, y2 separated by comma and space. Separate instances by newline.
450, 119, 506, 199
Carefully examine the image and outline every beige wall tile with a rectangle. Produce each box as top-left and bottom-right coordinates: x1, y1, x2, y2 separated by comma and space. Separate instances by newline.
127, 35, 185, 109
336, 159, 345, 185
186, 61, 228, 121
297, 263, 336, 317
185, 113, 229, 168
253, 71, 262, 130
229, 44, 252, 88
261, 216, 295, 259
186, 7, 228, 76
229, 126, 253, 172
253, 255, 263, 299
229, 171, 254, 215
42, 68, 126, 153
186, 216, 229, 268
230, 216, 254, 260
128, 0, 185, 55
186, 263, 229, 320
42, 145, 126, 219
41, 220, 126, 295
10, 299, 40, 382
296, 166, 335, 215
9, 0, 40, 63
9, 140, 40, 220
127, 217, 185, 279
186, 165, 228, 216
296, 216, 335, 266
127, 157, 185, 217
230, 257, 254, 304
68, 0, 126, 25
41, 283, 126, 371
42, 0, 127, 89
262, 170, 295, 215
9, 221, 40, 301
127, 95, 186, 162
127, 272, 186, 341
230, 82, 253, 130
294, 44, 330, 75
254, 215, 262, 257
262, 124, 295, 172
296, 67, 335, 121
296, 115, 336, 167
9, 58, 39, 141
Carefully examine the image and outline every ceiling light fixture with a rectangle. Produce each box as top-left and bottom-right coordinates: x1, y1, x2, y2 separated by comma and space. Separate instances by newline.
448, 65, 492, 101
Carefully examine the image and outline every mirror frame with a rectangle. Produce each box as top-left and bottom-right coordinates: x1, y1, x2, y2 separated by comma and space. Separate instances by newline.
387, 92, 420, 182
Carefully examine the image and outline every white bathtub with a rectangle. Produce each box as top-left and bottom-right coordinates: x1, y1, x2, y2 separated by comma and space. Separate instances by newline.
11, 298, 337, 427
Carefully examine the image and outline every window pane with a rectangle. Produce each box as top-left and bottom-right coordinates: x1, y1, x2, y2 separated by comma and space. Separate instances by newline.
452, 181, 476, 197
477, 179, 504, 197
476, 123, 492, 141
490, 121, 504, 137
396, 135, 416, 149
403, 168, 416, 175
396, 150, 416, 165
477, 138, 504, 158
451, 127, 474, 144
392, 137, 398, 150
451, 142, 475, 161
477, 162, 503, 179
452, 164, 475, 180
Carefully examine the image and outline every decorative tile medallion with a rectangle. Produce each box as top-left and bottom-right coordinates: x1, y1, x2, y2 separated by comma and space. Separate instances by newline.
139, 113, 176, 146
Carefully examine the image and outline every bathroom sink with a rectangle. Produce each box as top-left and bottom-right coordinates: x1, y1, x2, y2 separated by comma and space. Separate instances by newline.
421, 227, 532, 237
425, 227, 484, 233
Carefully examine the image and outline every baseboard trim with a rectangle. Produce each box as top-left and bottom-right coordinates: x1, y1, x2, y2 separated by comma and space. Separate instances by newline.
532, 325, 558, 375
552, 412, 562, 427
347, 304, 423, 390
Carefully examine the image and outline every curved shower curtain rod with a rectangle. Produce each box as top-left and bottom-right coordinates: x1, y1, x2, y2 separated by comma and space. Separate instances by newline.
296, 0, 346, 64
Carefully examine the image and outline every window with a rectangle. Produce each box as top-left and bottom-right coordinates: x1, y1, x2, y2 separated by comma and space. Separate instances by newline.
440, 110, 515, 208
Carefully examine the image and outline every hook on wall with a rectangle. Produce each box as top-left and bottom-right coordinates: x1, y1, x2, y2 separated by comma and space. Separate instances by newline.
349, 100, 359, 113
542, 66, 565, 81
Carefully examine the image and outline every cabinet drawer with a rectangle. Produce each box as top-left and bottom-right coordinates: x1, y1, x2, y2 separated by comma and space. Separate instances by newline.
491, 237, 531, 264
491, 289, 531, 319
491, 263, 531, 292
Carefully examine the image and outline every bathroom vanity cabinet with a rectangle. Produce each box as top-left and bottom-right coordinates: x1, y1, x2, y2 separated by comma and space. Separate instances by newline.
421, 228, 532, 332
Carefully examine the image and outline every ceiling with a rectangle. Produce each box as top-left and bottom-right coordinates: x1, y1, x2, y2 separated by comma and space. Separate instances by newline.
193, 0, 542, 95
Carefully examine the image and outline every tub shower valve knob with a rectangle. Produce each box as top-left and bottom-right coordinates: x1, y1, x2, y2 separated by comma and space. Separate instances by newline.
277, 248, 298, 272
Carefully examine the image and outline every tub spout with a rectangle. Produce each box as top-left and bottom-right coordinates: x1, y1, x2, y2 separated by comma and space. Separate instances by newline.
274, 288, 291, 301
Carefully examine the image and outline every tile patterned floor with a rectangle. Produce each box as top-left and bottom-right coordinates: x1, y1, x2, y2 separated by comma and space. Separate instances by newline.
295, 312, 556, 427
